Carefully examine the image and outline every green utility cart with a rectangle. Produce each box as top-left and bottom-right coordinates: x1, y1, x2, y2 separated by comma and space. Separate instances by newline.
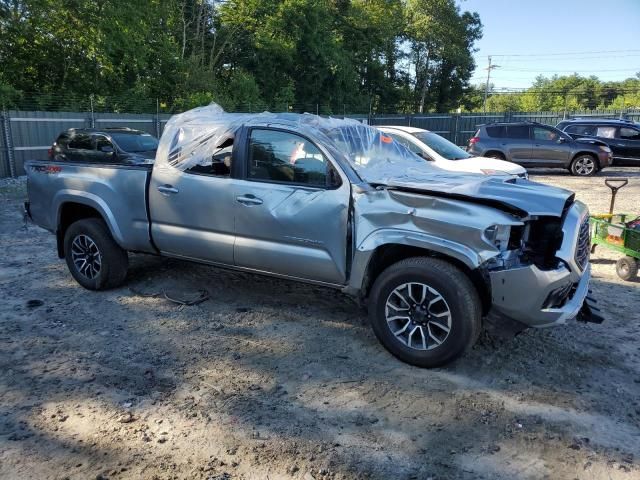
590, 179, 640, 281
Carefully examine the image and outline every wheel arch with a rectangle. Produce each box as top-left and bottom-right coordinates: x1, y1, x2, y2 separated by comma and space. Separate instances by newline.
483, 150, 506, 159
56, 200, 115, 258
571, 151, 598, 163
354, 243, 491, 315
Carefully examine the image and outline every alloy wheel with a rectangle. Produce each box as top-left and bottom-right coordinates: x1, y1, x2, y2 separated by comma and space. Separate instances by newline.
574, 156, 595, 175
71, 234, 102, 279
385, 282, 452, 351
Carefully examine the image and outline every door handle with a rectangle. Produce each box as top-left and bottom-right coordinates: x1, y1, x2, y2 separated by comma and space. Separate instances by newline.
157, 184, 179, 195
236, 195, 263, 206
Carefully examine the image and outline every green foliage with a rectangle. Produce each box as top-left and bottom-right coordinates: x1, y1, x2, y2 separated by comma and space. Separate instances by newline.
479, 74, 640, 112
0, 0, 484, 113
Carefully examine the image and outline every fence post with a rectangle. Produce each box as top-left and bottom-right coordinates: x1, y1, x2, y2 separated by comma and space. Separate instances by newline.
1, 108, 16, 178
89, 95, 95, 128
155, 98, 161, 138
453, 114, 459, 146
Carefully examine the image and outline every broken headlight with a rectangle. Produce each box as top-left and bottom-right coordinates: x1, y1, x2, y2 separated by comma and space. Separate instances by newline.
484, 225, 512, 252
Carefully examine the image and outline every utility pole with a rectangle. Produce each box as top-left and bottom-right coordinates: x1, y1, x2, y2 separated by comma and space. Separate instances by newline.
483, 56, 500, 113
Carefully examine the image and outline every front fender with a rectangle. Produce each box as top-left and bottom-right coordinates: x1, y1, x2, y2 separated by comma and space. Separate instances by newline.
345, 228, 498, 295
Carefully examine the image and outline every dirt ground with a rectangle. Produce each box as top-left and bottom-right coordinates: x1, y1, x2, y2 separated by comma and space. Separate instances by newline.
1, 168, 639, 480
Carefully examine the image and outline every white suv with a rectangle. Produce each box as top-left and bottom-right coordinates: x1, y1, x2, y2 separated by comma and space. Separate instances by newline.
378, 126, 527, 178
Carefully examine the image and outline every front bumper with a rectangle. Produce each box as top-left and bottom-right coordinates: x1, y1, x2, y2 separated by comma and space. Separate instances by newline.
598, 151, 613, 168
487, 200, 597, 328
488, 263, 591, 328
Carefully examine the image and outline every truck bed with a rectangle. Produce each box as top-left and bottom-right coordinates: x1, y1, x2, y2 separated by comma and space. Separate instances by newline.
25, 160, 155, 253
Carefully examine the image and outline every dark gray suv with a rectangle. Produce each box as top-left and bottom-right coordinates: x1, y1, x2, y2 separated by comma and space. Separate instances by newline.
556, 118, 640, 166
467, 122, 613, 176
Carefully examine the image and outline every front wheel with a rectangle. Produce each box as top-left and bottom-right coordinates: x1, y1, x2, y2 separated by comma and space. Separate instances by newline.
368, 257, 481, 368
64, 218, 128, 290
570, 155, 597, 176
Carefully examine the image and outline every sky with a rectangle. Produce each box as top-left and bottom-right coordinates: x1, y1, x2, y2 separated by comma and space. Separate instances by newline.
457, 0, 640, 90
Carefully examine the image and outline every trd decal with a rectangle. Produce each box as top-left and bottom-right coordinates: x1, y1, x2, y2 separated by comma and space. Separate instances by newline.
31, 165, 62, 174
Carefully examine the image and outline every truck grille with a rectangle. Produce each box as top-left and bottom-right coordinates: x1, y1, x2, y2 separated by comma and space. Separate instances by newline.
575, 217, 590, 270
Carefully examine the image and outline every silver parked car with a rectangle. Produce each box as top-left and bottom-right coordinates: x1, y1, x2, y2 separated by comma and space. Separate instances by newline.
24, 105, 600, 368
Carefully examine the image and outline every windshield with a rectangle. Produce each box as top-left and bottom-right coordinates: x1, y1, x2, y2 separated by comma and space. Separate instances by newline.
111, 132, 159, 153
412, 131, 471, 160
319, 123, 437, 180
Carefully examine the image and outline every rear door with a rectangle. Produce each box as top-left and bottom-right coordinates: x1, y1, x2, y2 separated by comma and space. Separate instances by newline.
504, 125, 532, 164
148, 138, 237, 265
233, 127, 350, 284
530, 126, 570, 166
613, 126, 640, 165
66, 132, 94, 162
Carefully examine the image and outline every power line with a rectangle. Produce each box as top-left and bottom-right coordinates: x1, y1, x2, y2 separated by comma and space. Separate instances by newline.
496, 68, 639, 73
476, 54, 640, 63
479, 49, 640, 58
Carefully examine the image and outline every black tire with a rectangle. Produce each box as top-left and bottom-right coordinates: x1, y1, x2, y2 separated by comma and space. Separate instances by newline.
616, 256, 638, 281
368, 257, 481, 368
64, 218, 128, 290
485, 152, 505, 160
570, 154, 598, 176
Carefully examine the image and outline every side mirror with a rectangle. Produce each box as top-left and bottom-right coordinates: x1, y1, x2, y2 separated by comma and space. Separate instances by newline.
100, 145, 114, 153
557, 136, 567, 143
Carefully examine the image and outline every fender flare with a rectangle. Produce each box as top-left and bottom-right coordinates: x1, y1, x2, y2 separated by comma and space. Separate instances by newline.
346, 228, 494, 294
54, 190, 125, 246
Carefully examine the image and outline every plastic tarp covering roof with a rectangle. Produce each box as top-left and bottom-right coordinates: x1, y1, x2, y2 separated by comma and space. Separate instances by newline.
155, 103, 443, 178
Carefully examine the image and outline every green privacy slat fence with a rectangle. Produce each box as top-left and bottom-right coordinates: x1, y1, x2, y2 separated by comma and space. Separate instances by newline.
368, 110, 640, 146
1, 108, 639, 177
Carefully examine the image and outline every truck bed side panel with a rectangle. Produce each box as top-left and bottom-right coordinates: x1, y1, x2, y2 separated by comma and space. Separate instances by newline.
25, 160, 154, 253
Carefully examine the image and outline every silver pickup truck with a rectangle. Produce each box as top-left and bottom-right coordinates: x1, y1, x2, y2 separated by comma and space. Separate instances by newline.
24, 105, 601, 367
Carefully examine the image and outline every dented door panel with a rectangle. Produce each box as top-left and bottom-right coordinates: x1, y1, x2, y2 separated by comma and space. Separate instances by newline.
233, 180, 350, 284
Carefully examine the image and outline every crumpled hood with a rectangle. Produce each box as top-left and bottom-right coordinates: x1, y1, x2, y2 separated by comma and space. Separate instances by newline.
373, 172, 574, 217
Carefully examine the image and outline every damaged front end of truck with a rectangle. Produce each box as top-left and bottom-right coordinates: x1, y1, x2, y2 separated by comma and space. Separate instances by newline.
319, 121, 602, 333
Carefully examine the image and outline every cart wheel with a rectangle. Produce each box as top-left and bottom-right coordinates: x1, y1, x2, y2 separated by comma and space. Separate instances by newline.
615, 256, 638, 281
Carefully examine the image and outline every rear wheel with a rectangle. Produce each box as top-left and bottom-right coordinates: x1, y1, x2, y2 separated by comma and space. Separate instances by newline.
616, 256, 638, 281
570, 155, 597, 176
64, 218, 128, 290
368, 257, 481, 368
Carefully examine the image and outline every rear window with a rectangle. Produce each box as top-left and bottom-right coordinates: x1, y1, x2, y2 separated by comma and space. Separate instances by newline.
68, 133, 93, 150
565, 124, 596, 136
55, 133, 70, 147
485, 126, 506, 138
111, 133, 159, 153
506, 125, 529, 139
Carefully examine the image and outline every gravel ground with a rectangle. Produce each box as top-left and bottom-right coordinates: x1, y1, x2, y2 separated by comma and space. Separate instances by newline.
1, 168, 639, 480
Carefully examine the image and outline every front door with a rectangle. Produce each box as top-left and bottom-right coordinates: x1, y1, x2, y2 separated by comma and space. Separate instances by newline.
530, 126, 570, 166
233, 127, 350, 284
149, 141, 237, 265
614, 126, 640, 165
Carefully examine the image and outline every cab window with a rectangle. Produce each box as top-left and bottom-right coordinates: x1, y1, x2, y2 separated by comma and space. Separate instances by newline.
185, 139, 233, 177
247, 129, 336, 187
533, 127, 559, 141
